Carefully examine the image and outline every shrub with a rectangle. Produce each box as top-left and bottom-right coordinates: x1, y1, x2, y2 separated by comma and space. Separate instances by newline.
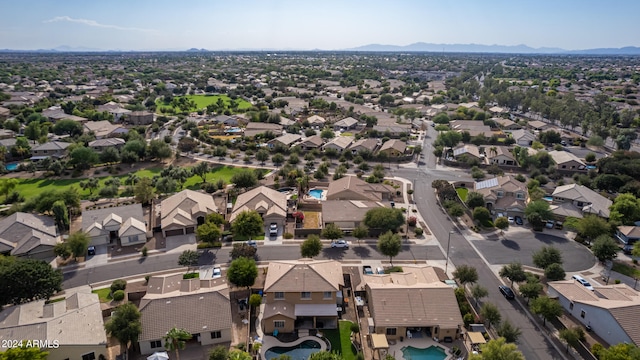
144, 275, 150, 283
407, 189, 414, 195
110, 279, 127, 293
407, 216, 417, 226
284, 232, 294, 239
463, 313, 475, 327
197, 241, 222, 249
112, 290, 125, 301
183, 272, 200, 279
615, 279, 621, 284
385, 266, 403, 273
414, 227, 423, 236
141, 246, 148, 257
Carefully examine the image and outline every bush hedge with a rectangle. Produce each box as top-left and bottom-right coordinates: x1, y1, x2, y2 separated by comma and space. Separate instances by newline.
112, 290, 125, 301
110, 279, 127, 293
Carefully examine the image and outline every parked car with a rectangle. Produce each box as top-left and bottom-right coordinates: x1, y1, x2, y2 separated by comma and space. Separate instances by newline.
499, 285, 515, 300
623, 245, 633, 255
443, 279, 459, 289
545, 220, 555, 229
212, 266, 222, 279
507, 216, 514, 224
331, 239, 350, 249
87, 246, 96, 256
246, 240, 258, 249
572, 275, 595, 291
363, 265, 374, 275
375, 267, 385, 274
269, 223, 278, 237
514, 216, 523, 225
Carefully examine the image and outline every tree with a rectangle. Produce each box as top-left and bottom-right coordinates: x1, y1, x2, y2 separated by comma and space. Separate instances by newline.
164, 327, 192, 360
231, 170, 258, 189
559, 327, 585, 354
566, 215, 610, 243
321, 223, 343, 240
352, 224, 368, 244
148, 139, 173, 161
0, 345, 49, 359
249, 293, 262, 308
67, 232, 90, 261
0, 178, 18, 202
197, 222, 222, 243
496, 320, 522, 344
228, 350, 253, 360
524, 200, 553, 231
609, 193, 640, 226
52, 199, 69, 230
447, 203, 465, 218
104, 303, 142, 358
0, 258, 62, 306
208, 346, 230, 360
377, 231, 402, 264
301, 235, 323, 258
466, 191, 485, 209
227, 257, 258, 288
52, 119, 83, 136
192, 161, 210, 184
453, 264, 478, 286
544, 263, 566, 281
472, 207, 491, 224
69, 146, 98, 170
255, 149, 269, 164
471, 284, 488, 307
597, 343, 640, 360
363, 208, 404, 233
24, 121, 42, 141
480, 302, 501, 329
230, 243, 257, 260
532, 246, 562, 269
272, 153, 285, 166
134, 177, 155, 204
231, 210, 264, 239
469, 338, 524, 360
499, 263, 527, 287
591, 235, 619, 262
80, 178, 99, 195
495, 216, 509, 234
309, 351, 343, 360
178, 250, 199, 272
155, 177, 177, 195
519, 280, 543, 305
530, 296, 563, 326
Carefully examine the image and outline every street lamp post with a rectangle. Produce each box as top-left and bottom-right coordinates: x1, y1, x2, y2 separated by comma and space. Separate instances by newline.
445, 230, 455, 275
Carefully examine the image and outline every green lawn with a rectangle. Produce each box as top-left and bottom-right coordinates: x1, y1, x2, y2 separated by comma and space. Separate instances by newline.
92, 288, 112, 303
155, 94, 252, 113
324, 320, 358, 360
456, 187, 469, 202
612, 262, 640, 278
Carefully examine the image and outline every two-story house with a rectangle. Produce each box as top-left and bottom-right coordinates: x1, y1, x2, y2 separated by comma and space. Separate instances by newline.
262, 260, 343, 335
474, 176, 528, 217
31, 141, 70, 160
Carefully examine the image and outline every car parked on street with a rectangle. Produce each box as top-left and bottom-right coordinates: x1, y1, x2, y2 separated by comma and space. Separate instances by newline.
246, 240, 257, 249
499, 285, 515, 300
331, 239, 350, 249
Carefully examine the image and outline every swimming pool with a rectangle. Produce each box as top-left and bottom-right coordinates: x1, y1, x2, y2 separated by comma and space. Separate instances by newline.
402, 345, 447, 360
264, 339, 322, 360
543, 196, 553, 202
5, 163, 18, 171
308, 189, 325, 200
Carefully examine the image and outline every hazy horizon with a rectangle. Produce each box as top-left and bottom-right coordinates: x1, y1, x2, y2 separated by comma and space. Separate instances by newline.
2, 0, 639, 51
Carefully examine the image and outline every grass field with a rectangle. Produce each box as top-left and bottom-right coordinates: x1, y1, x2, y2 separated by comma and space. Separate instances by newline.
456, 187, 469, 202
92, 288, 112, 303
612, 262, 640, 279
324, 320, 358, 360
156, 94, 252, 113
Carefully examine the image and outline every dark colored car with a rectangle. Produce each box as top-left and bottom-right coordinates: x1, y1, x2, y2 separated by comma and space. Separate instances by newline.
514, 216, 523, 225
87, 246, 96, 256
499, 285, 515, 300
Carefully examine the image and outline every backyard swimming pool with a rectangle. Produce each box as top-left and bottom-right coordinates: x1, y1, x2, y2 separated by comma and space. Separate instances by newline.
308, 188, 326, 200
264, 339, 322, 360
401, 345, 447, 360
5, 163, 17, 171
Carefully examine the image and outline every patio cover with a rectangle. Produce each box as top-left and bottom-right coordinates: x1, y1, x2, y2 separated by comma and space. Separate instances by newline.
370, 334, 389, 349
294, 304, 338, 317
147, 352, 169, 360
468, 331, 486, 344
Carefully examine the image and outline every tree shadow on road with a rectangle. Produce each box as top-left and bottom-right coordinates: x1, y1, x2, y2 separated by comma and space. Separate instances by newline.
534, 233, 569, 244
501, 239, 520, 250
198, 249, 217, 265
321, 248, 345, 260
353, 246, 371, 258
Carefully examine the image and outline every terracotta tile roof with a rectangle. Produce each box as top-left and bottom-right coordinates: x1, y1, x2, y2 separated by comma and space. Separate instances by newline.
160, 190, 217, 229
264, 260, 343, 293
230, 186, 287, 223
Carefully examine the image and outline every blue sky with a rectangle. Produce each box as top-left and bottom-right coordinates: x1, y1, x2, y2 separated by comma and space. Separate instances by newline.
1, 0, 639, 50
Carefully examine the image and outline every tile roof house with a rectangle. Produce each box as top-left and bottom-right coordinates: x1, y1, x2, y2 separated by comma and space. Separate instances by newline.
322, 200, 386, 231
365, 265, 463, 342
349, 138, 379, 155
527, 120, 550, 131
299, 135, 324, 151
372, 124, 411, 137
267, 133, 302, 149
306, 115, 326, 126
96, 101, 131, 122
549, 150, 587, 172
474, 176, 528, 216
160, 190, 217, 237
0, 212, 60, 260
333, 117, 358, 131
262, 260, 343, 334
244, 122, 283, 138
378, 140, 407, 157
486, 146, 517, 166
30, 141, 71, 160
82, 204, 147, 247
615, 226, 640, 246
452, 144, 483, 163
551, 184, 612, 219
139, 274, 232, 355
548, 280, 640, 347
230, 186, 287, 228
0, 106, 10, 121
88, 137, 126, 152
327, 176, 395, 202
507, 129, 536, 147
493, 118, 522, 130
0, 291, 107, 360
42, 107, 88, 123
83, 120, 128, 139
125, 111, 154, 125
323, 136, 354, 153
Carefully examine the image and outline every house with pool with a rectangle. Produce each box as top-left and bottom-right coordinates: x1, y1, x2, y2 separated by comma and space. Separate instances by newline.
326, 176, 395, 202
261, 259, 344, 335
364, 265, 463, 343
230, 186, 288, 230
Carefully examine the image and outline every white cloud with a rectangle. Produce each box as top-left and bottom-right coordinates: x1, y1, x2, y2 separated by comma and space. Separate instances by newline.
44, 16, 153, 32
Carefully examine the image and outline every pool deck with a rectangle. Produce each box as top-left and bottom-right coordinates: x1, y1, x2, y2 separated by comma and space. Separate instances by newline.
307, 188, 327, 201
260, 335, 327, 360
385, 337, 455, 360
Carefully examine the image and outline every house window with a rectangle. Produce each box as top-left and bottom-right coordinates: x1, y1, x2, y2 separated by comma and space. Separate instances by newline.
323, 291, 332, 299
577, 202, 584, 207
569, 302, 574, 310
81, 353, 96, 360
274, 292, 284, 300
386, 328, 397, 336
301, 292, 311, 299
580, 310, 586, 318
561, 165, 566, 169
274, 321, 285, 329
516, 193, 524, 200
150, 340, 162, 348
496, 191, 504, 198
211, 331, 222, 339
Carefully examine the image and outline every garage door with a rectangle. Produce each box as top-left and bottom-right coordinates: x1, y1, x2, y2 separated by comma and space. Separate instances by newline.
185, 227, 195, 234
165, 229, 184, 237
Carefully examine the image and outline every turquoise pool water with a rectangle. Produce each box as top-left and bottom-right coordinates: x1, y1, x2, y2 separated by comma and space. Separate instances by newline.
308, 189, 324, 200
264, 339, 322, 360
543, 196, 553, 202
402, 345, 447, 360
5, 163, 17, 171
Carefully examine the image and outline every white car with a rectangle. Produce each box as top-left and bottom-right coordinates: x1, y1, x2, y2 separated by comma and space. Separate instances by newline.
212, 267, 222, 279
330, 240, 350, 249
507, 216, 514, 224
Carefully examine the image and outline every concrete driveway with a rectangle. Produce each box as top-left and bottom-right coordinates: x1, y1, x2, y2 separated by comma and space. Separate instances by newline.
472, 226, 596, 272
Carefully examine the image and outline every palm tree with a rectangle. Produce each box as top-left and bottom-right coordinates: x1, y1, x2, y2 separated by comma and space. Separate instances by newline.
489, 146, 498, 158
164, 327, 192, 360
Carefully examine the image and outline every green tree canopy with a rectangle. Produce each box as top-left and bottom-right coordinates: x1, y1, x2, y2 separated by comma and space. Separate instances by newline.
178, 250, 199, 272
519, 280, 543, 305
52, 119, 83, 136
69, 146, 99, 170
363, 208, 404, 233
496, 320, 522, 344
544, 263, 566, 281
377, 231, 402, 264
530, 296, 563, 325
52, 199, 69, 231
591, 234, 619, 262
227, 257, 258, 288
134, 177, 155, 205
480, 302, 501, 329
231, 210, 264, 238
469, 337, 524, 360
196, 222, 222, 243
559, 327, 585, 354
565, 215, 610, 242
67, 232, 90, 261
532, 246, 563, 269
609, 193, 640, 226
230, 170, 258, 189
525, 200, 553, 231
0, 345, 49, 360
466, 191, 485, 209
321, 223, 344, 240
499, 262, 527, 287
104, 303, 142, 357
164, 327, 192, 360
453, 264, 479, 286
300, 235, 323, 258
0, 258, 63, 306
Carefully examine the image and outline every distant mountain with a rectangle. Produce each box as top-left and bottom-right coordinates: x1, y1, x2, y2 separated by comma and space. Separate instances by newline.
568, 46, 640, 55
187, 48, 209, 52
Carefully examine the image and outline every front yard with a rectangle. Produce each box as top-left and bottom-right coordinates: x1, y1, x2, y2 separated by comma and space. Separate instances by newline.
456, 187, 469, 202
324, 320, 358, 360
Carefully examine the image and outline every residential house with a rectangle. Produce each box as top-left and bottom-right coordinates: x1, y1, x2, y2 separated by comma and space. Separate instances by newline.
551, 184, 612, 219
279, 117, 296, 127
230, 186, 287, 229
160, 189, 217, 237
96, 101, 131, 122
139, 274, 231, 355
299, 135, 324, 151
486, 146, 516, 166
507, 129, 536, 147
333, 117, 358, 131
548, 280, 640, 347
213, 114, 239, 126
365, 265, 463, 342
0, 138, 16, 153
489, 106, 508, 114
42, 106, 88, 124
125, 111, 154, 125
0, 129, 14, 139
82, 204, 147, 247
306, 115, 326, 127
493, 118, 522, 130
0, 106, 9, 121
267, 134, 302, 149
323, 136, 354, 153
88, 137, 126, 153
30, 141, 70, 160
615, 226, 640, 247
549, 150, 587, 172
83, 120, 128, 139
449, 120, 494, 137
322, 200, 386, 231
327, 176, 394, 202
452, 144, 483, 163
349, 138, 378, 155
244, 122, 282, 138
474, 176, 528, 216
372, 124, 411, 137
262, 260, 343, 334
527, 120, 550, 132
0, 292, 107, 360
378, 140, 407, 157
0, 212, 59, 260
